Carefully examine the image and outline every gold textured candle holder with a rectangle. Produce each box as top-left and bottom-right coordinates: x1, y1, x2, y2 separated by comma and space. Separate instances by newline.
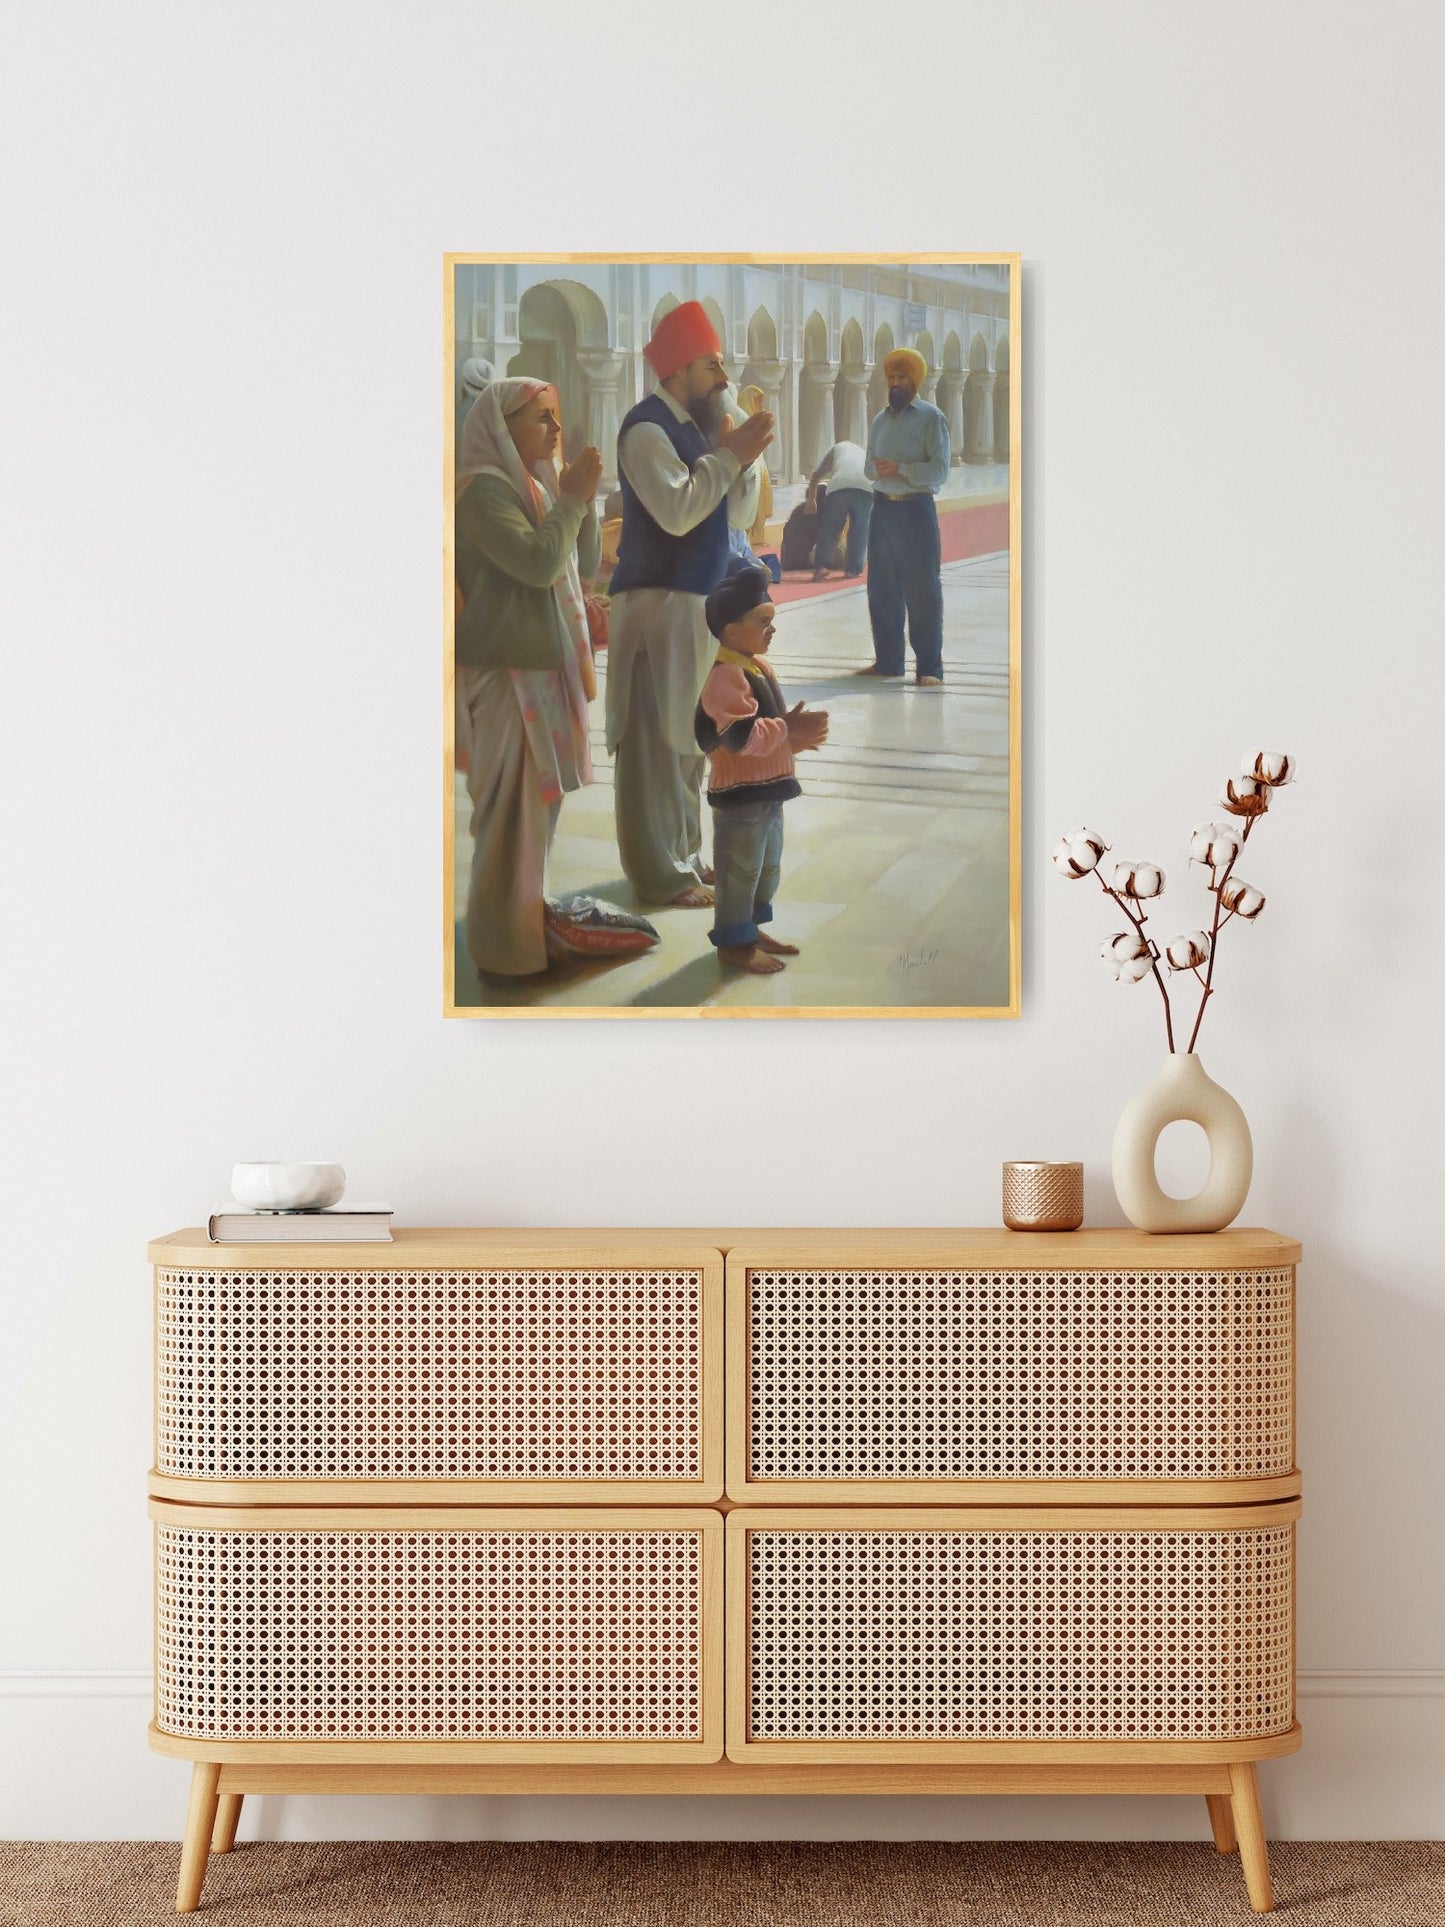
1002, 1160, 1084, 1231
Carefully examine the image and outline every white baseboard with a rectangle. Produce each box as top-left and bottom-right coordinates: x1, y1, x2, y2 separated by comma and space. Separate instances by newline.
3, 1672, 1442, 1841
1299, 1670, 1445, 1698
0, 1672, 153, 1699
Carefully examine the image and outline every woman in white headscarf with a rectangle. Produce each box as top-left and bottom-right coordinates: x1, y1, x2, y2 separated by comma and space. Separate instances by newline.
454, 378, 602, 975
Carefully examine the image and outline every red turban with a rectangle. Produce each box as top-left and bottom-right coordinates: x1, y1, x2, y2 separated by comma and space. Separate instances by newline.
643, 300, 723, 381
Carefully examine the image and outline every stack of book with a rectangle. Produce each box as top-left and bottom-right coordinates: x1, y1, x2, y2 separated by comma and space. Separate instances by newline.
206, 1203, 394, 1244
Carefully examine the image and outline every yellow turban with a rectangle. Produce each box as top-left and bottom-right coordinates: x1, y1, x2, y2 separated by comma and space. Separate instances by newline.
883, 347, 928, 392
736, 384, 765, 415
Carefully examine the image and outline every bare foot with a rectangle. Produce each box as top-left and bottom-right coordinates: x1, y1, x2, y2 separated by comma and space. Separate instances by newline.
717, 944, 786, 975
670, 884, 714, 908
697, 866, 715, 885
852, 663, 904, 679
755, 933, 800, 956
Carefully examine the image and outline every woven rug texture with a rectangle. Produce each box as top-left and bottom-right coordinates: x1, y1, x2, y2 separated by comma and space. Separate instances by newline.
2, 1841, 1443, 1926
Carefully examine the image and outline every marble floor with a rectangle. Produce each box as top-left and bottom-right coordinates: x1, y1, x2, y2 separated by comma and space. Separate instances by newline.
452, 551, 1012, 1014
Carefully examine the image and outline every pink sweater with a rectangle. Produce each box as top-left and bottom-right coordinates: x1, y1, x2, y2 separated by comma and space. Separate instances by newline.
697, 660, 797, 798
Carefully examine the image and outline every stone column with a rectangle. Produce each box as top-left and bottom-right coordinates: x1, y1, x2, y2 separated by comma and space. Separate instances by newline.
868, 359, 889, 425
840, 368, 871, 444
936, 372, 966, 461
783, 362, 800, 483
491, 264, 512, 366
749, 358, 787, 485
993, 373, 1011, 460
801, 362, 839, 476
964, 371, 997, 464
624, 349, 648, 420
575, 350, 624, 489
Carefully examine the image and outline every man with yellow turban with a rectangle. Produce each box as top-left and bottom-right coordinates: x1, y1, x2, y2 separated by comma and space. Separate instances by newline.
858, 345, 951, 686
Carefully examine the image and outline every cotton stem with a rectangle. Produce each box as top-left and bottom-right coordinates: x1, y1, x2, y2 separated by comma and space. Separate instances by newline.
1096, 872, 1175, 1053
1187, 844, 1240, 1053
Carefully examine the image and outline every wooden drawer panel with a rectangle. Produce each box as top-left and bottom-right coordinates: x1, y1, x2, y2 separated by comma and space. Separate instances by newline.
729, 1263, 1295, 1501
155, 1260, 721, 1501
728, 1506, 1297, 1758
152, 1504, 722, 1759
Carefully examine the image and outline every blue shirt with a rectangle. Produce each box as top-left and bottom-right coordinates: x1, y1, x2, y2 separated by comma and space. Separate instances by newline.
865, 398, 951, 498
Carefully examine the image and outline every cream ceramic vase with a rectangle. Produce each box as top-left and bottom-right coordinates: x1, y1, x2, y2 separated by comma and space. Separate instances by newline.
1111, 1053, 1252, 1233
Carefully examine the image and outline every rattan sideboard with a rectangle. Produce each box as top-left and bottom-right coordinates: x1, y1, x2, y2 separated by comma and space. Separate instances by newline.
148, 1226, 1301, 1913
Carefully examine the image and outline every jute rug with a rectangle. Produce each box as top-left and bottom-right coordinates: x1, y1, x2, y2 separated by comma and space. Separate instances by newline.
2, 1841, 1442, 1925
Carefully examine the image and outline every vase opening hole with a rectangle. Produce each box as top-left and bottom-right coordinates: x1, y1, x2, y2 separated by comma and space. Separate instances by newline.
1153, 1119, 1211, 1200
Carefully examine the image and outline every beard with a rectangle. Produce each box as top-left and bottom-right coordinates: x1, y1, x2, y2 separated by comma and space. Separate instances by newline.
689, 384, 729, 438
887, 387, 912, 412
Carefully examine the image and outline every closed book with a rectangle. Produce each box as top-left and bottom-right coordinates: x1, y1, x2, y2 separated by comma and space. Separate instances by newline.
207, 1204, 394, 1244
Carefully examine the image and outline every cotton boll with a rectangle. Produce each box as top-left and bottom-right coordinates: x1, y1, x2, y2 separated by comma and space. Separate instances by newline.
1164, 931, 1212, 971
1189, 822, 1242, 867
1114, 861, 1165, 899
1100, 930, 1157, 980
1052, 828, 1109, 878
1243, 751, 1295, 786
1221, 877, 1266, 919
1221, 776, 1270, 818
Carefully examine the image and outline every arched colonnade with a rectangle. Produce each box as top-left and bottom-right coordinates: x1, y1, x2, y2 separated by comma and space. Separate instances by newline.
458, 269, 1011, 488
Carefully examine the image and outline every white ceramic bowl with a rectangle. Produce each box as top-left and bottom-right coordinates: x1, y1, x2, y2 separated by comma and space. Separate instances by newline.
231, 1162, 346, 1211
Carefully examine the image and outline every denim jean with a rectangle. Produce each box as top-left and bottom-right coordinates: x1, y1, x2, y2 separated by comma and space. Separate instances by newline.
814, 485, 874, 573
709, 798, 784, 948
866, 493, 943, 678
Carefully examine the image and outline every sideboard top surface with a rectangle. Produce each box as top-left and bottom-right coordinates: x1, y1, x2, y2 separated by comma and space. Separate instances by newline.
150, 1226, 1301, 1269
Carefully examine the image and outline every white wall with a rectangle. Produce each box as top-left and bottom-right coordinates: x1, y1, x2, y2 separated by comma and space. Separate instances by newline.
3, 0, 1443, 1842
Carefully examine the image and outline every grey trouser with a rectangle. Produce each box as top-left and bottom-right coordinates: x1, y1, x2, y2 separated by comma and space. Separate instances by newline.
612, 653, 708, 905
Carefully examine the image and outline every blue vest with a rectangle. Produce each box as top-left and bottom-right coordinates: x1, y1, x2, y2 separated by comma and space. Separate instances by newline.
610, 393, 731, 596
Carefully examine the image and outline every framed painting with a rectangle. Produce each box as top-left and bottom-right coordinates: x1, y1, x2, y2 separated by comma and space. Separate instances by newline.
444, 254, 1019, 1018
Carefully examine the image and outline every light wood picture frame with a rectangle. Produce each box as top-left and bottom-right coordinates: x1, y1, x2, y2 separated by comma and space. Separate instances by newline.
445, 255, 1020, 1019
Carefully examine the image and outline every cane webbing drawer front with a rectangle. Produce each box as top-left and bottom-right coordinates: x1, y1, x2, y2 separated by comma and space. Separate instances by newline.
730, 1260, 1295, 1500
153, 1505, 723, 1759
728, 1506, 1297, 1759
155, 1258, 721, 1500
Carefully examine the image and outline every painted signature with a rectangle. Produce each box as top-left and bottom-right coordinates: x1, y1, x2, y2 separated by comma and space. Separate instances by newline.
893, 948, 942, 972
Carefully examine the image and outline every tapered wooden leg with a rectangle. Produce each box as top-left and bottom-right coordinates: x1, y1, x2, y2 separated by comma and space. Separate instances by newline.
1228, 1761, 1274, 1912
1206, 1792, 1238, 1853
177, 1762, 221, 1912
211, 1792, 243, 1854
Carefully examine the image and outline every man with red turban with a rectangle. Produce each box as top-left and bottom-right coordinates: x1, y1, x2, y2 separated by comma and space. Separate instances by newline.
859, 345, 952, 686
606, 300, 774, 906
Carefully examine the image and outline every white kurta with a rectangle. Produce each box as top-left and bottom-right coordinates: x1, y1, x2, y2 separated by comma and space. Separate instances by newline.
605, 387, 756, 759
